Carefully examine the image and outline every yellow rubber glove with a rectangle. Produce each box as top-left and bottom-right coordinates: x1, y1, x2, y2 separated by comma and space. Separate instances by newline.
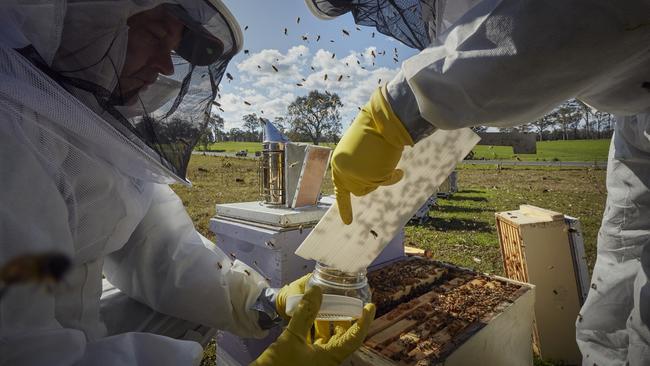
331, 86, 414, 225
275, 274, 311, 320
251, 286, 376, 366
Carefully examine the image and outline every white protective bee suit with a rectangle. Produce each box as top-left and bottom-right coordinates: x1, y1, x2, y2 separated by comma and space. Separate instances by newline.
0, 1, 272, 365
306, 0, 650, 364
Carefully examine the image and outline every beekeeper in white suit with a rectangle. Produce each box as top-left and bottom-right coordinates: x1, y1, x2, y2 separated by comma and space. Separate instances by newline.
305, 0, 650, 364
0, 1, 374, 365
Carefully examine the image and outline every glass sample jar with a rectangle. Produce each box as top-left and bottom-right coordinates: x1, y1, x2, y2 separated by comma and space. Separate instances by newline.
286, 263, 372, 321
306, 262, 371, 321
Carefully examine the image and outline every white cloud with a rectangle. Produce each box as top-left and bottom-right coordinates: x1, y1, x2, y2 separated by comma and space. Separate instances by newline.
218, 45, 401, 133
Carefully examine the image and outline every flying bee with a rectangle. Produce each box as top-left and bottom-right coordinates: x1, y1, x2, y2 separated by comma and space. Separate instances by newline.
0, 252, 71, 299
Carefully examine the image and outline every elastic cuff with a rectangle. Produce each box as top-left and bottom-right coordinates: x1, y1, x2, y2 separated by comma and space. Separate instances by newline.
250, 288, 282, 330
385, 71, 437, 143
403, 115, 437, 142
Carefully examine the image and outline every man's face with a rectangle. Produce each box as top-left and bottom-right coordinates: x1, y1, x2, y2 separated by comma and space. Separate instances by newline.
118, 5, 185, 104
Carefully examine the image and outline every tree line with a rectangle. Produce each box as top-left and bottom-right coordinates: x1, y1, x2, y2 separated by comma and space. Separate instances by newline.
198, 95, 615, 151
198, 90, 343, 150
494, 99, 615, 141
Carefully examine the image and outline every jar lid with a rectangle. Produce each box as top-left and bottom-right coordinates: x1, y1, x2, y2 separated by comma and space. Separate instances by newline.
286, 294, 363, 321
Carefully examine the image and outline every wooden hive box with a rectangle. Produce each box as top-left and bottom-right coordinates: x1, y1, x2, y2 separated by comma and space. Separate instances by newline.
495, 205, 588, 365
345, 257, 535, 366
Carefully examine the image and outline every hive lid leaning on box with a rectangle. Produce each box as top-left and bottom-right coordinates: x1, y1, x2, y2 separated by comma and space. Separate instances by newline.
295, 128, 480, 273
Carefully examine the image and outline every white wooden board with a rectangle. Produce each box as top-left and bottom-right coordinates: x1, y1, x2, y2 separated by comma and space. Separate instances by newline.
295, 128, 480, 272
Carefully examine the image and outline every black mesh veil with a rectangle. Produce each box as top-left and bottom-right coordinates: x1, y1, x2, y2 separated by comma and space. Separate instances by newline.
121, 51, 233, 183
102, 1, 240, 184
306, 0, 439, 50
19, 0, 242, 185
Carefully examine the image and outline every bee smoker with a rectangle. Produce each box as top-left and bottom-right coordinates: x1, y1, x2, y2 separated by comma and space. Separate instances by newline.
260, 119, 288, 205
259, 118, 333, 208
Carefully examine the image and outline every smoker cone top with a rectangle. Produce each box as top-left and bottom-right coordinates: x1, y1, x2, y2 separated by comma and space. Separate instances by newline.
261, 118, 289, 143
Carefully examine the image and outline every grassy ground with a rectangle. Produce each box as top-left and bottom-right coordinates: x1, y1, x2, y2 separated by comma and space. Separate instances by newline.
200, 139, 611, 162
406, 165, 606, 275
172, 155, 607, 365
175, 155, 605, 273
471, 139, 610, 162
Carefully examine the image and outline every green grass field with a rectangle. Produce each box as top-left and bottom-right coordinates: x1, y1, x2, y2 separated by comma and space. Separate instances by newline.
471, 139, 610, 161
173, 155, 606, 366
199, 141, 335, 153
175, 155, 605, 275
200, 139, 611, 162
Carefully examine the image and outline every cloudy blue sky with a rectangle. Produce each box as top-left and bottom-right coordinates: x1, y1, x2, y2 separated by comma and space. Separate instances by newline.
217, 0, 419, 131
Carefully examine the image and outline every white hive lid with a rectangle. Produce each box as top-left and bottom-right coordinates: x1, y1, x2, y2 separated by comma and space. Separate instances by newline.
215, 201, 331, 228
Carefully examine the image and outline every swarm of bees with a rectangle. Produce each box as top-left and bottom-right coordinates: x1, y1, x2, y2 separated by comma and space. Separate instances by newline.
219, 14, 407, 112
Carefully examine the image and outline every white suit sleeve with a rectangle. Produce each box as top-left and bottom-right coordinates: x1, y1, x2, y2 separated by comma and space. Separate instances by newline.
103, 183, 269, 339
387, 0, 634, 141
2, 327, 203, 366
0, 122, 203, 366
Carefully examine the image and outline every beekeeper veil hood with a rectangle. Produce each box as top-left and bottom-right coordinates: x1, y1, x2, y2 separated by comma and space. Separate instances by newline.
12, 0, 243, 184
304, 0, 480, 50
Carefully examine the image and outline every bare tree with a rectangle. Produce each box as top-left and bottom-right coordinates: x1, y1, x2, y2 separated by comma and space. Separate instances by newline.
595, 110, 615, 138
576, 100, 596, 139
287, 90, 343, 145
525, 115, 554, 141
548, 100, 582, 140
